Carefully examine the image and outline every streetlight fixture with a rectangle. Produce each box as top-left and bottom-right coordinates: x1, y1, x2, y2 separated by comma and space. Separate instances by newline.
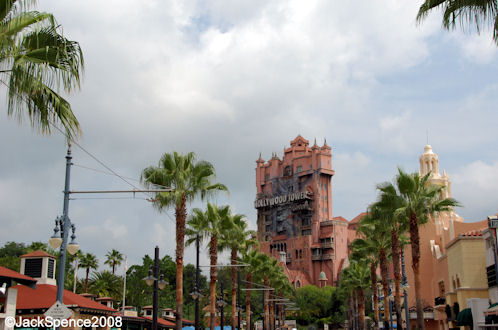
190, 234, 202, 330
143, 246, 168, 330
49, 146, 79, 305
217, 282, 227, 330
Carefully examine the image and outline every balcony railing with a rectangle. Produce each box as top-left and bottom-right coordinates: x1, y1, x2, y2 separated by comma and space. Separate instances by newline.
312, 254, 322, 261
321, 242, 333, 249
322, 253, 334, 260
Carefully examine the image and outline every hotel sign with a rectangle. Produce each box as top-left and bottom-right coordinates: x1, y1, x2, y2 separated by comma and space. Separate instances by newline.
254, 191, 311, 209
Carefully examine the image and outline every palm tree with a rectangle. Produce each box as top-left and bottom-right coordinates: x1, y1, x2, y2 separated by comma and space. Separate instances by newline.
104, 249, 124, 274
340, 259, 370, 330
219, 213, 257, 330
0, 0, 84, 138
417, 0, 498, 45
371, 189, 408, 329
142, 152, 228, 330
350, 238, 380, 329
79, 253, 98, 293
239, 249, 266, 330
185, 203, 232, 330
357, 208, 393, 329
88, 270, 123, 299
251, 253, 280, 330
393, 168, 460, 330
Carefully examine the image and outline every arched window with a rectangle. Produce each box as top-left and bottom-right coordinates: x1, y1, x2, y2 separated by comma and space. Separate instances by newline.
296, 280, 301, 288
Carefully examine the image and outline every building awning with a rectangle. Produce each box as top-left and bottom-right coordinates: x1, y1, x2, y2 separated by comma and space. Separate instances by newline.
456, 308, 473, 326
485, 303, 498, 316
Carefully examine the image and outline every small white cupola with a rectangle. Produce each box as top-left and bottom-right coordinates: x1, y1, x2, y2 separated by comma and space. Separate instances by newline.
19, 250, 57, 285
419, 145, 440, 177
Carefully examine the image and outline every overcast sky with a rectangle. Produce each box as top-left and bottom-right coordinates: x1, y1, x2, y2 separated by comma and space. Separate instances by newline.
1, 0, 497, 275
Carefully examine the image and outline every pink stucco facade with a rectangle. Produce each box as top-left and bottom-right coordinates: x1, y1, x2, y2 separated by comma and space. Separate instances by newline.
254, 136, 353, 287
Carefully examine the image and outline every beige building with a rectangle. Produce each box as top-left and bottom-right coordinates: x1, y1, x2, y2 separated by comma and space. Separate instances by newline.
445, 230, 489, 313
403, 145, 489, 330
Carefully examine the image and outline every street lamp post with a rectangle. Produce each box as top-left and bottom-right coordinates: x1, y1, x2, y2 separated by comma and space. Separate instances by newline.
144, 246, 168, 330
217, 282, 227, 330
48, 146, 80, 303
190, 235, 203, 330
401, 249, 410, 330
237, 267, 241, 330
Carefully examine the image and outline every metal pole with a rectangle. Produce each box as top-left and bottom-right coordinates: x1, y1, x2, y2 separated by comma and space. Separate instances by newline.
73, 257, 78, 293
388, 276, 393, 330
123, 256, 127, 314
195, 234, 200, 330
220, 282, 225, 330
153, 246, 159, 330
237, 267, 241, 330
402, 249, 409, 330
56, 146, 73, 303
262, 292, 265, 330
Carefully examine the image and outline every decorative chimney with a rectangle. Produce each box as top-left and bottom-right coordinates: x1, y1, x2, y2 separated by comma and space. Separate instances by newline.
19, 250, 57, 285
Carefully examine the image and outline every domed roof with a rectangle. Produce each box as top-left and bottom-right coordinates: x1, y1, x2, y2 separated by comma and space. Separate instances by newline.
423, 145, 434, 154
318, 271, 328, 281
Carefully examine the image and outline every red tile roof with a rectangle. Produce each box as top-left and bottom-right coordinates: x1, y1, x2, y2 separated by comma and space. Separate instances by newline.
0, 266, 37, 288
13, 284, 116, 312
142, 316, 175, 327
350, 212, 368, 224
332, 216, 348, 222
20, 250, 56, 259
95, 296, 115, 301
459, 230, 483, 237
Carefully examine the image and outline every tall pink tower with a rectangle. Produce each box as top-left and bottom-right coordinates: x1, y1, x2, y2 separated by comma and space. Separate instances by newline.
254, 136, 349, 287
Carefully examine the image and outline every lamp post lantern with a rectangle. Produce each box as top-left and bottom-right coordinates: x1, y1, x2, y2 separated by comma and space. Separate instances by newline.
49, 146, 79, 304
144, 246, 168, 330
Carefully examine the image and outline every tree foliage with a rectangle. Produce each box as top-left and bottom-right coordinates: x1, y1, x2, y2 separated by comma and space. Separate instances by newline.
0, 0, 84, 138
417, 0, 498, 45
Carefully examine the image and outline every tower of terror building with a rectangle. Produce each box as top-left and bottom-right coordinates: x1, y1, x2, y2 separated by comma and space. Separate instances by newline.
255, 135, 349, 288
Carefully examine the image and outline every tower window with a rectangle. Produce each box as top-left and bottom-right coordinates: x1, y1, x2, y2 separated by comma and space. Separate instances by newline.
265, 174, 270, 181
25, 258, 42, 278
48, 258, 55, 279
296, 166, 302, 173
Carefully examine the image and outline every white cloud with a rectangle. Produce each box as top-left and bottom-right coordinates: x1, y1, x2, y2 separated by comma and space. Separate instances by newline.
452, 160, 498, 220
1, 0, 497, 267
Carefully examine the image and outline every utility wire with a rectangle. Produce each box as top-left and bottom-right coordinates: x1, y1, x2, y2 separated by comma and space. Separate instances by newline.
73, 163, 172, 190
0, 79, 176, 222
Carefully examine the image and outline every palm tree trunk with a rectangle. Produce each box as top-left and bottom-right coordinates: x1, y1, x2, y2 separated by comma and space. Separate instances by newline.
358, 288, 365, 330
246, 272, 252, 330
409, 212, 424, 330
379, 249, 391, 330
175, 195, 187, 330
231, 248, 237, 330
371, 263, 379, 330
391, 227, 402, 328
210, 235, 218, 330
85, 268, 89, 292
264, 277, 270, 330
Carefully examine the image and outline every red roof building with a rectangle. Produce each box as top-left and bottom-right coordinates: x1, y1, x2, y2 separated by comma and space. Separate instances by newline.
14, 284, 116, 313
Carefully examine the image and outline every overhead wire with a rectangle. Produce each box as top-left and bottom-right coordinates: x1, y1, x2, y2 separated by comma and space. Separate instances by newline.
0, 79, 176, 222
46, 122, 177, 223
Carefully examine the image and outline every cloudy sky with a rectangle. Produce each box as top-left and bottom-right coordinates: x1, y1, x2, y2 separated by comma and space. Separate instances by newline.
1, 0, 497, 274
